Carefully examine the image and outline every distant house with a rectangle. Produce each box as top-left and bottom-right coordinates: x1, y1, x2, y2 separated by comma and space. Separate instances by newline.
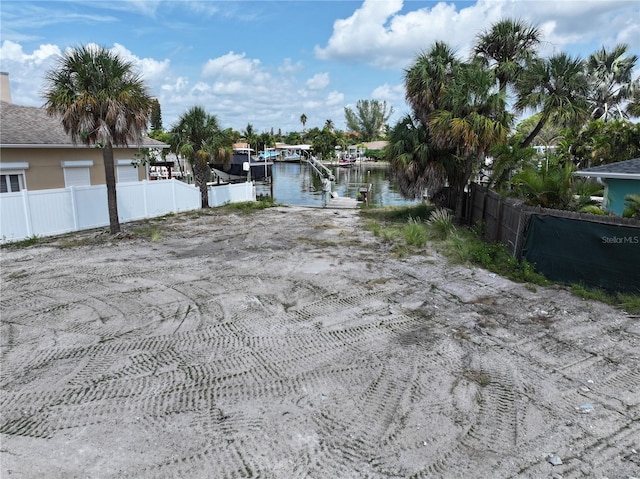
574, 158, 640, 216
0, 73, 168, 194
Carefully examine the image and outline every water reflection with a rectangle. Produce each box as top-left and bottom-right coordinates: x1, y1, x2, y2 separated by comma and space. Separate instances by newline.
255, 162, 421, 207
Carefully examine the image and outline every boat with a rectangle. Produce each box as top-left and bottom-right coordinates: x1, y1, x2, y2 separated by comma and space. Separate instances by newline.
210, 148, 273, 182
338, 157, 357, 167
258, 148, 279, 161
282, 151, 302, 162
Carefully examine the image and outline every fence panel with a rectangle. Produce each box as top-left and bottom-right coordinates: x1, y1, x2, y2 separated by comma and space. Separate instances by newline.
0, 179, 238, 243
463, 183, 640, 293
522, 214, 640, 293
23, 188, 76, 237
74, 185, 109, 229
208, 182, 254, 207
0, 191, 30, 242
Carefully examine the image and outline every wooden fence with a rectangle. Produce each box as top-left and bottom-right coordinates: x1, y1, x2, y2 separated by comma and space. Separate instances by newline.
462, 183, 640, 258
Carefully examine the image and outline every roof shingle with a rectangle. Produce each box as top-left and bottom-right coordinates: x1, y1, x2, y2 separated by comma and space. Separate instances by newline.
0, 101, 166, 148
575, 158, 640, 180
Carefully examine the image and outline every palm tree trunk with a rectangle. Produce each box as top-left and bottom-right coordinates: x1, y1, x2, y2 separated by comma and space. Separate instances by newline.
519, 114, 547, 149
103, 141, 121, 234
193, 159, 210, 208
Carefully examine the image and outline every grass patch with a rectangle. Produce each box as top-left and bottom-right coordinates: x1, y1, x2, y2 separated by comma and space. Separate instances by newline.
425, 207, 455, 240
403, 218, 428, 247
1, 235, 40, 248
360, 203, 435, 223
217, 198, 278, 214
438, 228, 548, 285
131, 225, 163, 241
571, 284, 640, 315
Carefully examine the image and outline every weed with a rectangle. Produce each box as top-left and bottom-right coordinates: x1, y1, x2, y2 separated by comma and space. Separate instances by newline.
1, 235, 40, 248
426, 207, 455, 240
360, 203, 435, 223
219, 198, 277, 214
571, 284, 640, 315
403, 218, 428, 247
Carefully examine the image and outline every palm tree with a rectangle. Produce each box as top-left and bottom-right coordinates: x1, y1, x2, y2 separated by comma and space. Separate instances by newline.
170, 106, 232, 208
428, 60, 512, 216
324, 119, 334, 132
300, 113, 307, 132
509, 160, 576, 209
586, 44, 639, 121
404, 41, 459, 125
474, 18, 541, 94
386, 115, 447, 200
43, 45, 152, 234
516, 53, 590, 148
243, 123, 257, 150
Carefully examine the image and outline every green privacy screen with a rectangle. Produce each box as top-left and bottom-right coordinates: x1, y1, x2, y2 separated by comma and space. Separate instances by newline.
522, 215, 640, 293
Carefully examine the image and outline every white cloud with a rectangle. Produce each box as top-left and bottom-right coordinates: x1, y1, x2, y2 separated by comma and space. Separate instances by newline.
326, 90, 344, 106
278, 58, 303, 75
202, 51, 263, 80
371, 83, 404, 103
0, 40, 61, 105
110, 43, 170, 83
315, 0, 640, 69
306, 72, 330, 90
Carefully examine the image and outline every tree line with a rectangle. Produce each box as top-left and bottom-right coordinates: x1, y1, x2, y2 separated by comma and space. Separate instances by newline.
386, 19, 639, 218
42, 19, 639, 233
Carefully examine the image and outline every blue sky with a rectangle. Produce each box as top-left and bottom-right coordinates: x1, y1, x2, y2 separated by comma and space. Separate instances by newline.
1, 0, 638, 134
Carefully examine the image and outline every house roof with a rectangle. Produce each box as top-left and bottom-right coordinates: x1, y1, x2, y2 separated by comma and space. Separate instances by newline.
574, 158, 640, 180
0, 101, 167, 149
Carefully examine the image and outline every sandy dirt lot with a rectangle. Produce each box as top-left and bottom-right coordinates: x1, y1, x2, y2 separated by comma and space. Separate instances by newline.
1, 205, 639, 478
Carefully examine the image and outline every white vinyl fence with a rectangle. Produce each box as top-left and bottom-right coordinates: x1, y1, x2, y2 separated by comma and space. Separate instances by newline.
0, 179, 255, 243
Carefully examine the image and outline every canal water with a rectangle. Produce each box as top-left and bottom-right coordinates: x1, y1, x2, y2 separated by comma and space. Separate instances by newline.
255, 161, 421, 207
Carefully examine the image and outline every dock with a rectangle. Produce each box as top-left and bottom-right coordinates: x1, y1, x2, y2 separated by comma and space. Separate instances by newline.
327, 196, 359, 209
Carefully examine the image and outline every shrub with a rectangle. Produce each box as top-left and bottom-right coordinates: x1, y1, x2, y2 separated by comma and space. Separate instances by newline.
426, 207, 454, 240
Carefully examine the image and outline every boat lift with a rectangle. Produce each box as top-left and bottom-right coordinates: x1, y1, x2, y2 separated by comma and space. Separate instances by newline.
306, 156, 335, 181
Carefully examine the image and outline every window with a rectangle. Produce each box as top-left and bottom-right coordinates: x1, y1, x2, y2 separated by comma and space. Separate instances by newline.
117, 160, 139, 183
62, 161, 93, 187
0, 173, 24, 193
0, 163, 28, 193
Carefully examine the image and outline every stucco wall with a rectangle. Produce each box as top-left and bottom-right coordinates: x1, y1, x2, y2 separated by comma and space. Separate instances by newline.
1, 147, 146, 190
604, 178, 640, 216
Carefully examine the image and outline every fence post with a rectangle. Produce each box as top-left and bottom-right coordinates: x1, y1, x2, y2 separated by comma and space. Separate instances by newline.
171, 179, 177, 213
21, 189, 33, 238
69, 186, 79, 231
142, 181, 149, 217
495, 197, 504, 244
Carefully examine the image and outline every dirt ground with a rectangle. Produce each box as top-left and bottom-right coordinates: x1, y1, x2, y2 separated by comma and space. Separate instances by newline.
1, 205, 639, 479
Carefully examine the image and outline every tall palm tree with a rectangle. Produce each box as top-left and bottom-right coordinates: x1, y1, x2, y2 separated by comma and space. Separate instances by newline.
428, 60, 512, 216
170, 106, 231, 208
586, 43, 639, 121
43, 45, 152, 234
474, 18, 541, 94
300, 113, 307, 132
515, 53, 590, 148
404, 41, 459, 125
243, 123, 257, 150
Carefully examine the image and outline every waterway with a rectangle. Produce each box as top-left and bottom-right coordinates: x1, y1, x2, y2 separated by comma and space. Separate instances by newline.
254, 161, 421, 207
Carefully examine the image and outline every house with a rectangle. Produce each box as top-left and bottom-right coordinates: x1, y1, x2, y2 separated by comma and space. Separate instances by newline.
574, 158, 640, 216
0, 73, 168, 193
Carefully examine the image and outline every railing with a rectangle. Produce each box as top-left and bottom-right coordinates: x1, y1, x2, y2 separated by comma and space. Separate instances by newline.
306, 156, 335, 181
